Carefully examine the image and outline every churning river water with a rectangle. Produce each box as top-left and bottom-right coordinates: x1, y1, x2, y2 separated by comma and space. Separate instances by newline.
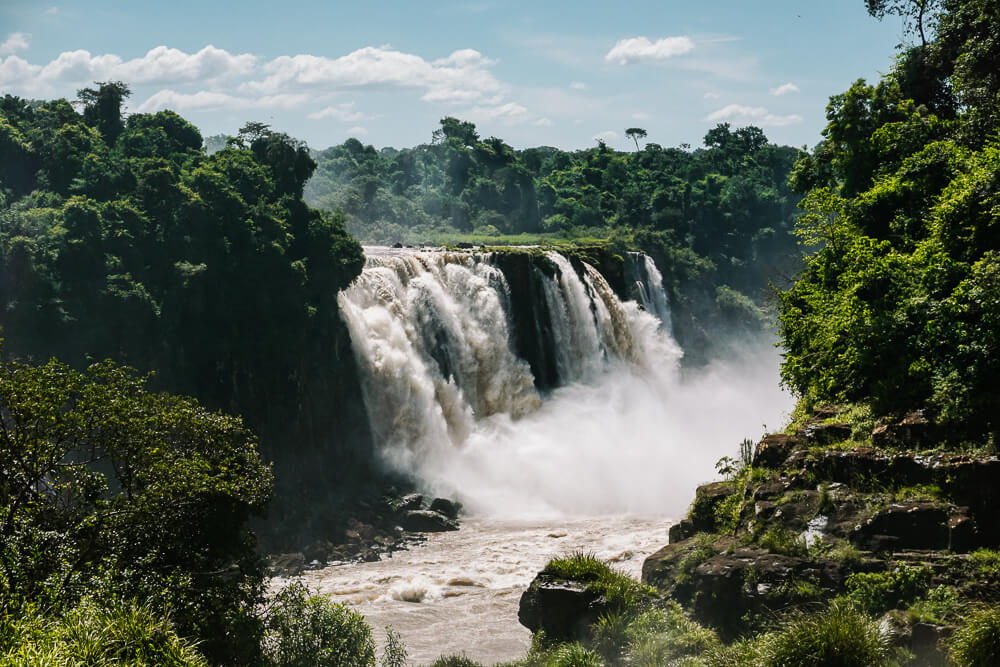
299, 516, 674, 665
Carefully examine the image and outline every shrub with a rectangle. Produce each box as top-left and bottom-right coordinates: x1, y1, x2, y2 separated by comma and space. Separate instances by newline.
0, 597, 208, 666
549, 643, 602, 667
969, 549, 1000, 578
757, 526, 808, 557
844, 565, 932, 615
905, 585, 960, 625
381, 626, 407, 667
429, 655, 484, 667
948, 606, 1000, 667
624, 604, 720, 666
759, 600, 895, 667
263, 582, 376, 667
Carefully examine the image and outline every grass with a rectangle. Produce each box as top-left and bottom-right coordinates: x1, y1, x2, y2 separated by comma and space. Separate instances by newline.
843, 565, 932, 616
542, 553, 656, 611
947, 605, 1000, 667
0, 598, 208, 667
968, 548, 1000, 578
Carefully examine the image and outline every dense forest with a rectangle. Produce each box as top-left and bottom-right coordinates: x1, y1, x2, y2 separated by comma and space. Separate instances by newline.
1, 0, 999, 663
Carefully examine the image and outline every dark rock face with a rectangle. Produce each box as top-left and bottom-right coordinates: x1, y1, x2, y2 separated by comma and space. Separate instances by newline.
399, 509, 459, 532
518, 574, 606, 640
804, 421, 852, 443
429, 497, 460, 519
752, 433, 799, 468
850, 502, 978, 553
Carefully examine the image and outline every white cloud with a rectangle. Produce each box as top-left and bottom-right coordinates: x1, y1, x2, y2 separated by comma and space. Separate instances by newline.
570, 81, 586, 90
703, 91, 720, 99
462, 101, 528, 123
534, 117, 553, 127
594, 130, 619, 143
307, 102, 368, 121
137, 89, 307, 113
770, 82, 799, 96
705, 104, 803, 127
0, 45, 256, 95
346, 125, 368, 136
632, 111, 650, 120
241, 46, 505, 108
46, 7, 58, 14
0, 33, 30, 56
605, 36, 694, 65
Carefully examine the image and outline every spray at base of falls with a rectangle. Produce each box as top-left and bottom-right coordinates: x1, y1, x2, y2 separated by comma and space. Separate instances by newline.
338, 247, 793, 518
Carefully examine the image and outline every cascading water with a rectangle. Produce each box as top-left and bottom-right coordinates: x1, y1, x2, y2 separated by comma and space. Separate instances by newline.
337, 247, 788, 517
321, 246, 793, 663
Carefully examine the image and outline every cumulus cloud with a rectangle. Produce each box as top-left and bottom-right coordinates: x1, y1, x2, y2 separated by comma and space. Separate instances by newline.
0, 33, 29, 56
770, 82, 799, 96
605, 36, 694, 65
0, 44, 256, 95
706, 104, 802, 127
463, 101, 528, 123
137, 89, 307, 113
307, 102, 368, 121
241, 46, 504, 107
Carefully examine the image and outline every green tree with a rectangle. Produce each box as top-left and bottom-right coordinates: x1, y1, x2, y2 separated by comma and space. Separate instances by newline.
625, 127, 648, 151
0, 354, 273, 663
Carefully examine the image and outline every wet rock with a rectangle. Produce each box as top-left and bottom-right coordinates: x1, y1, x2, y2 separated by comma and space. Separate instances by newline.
268, 552, 306, 577
429, 497, 460, 519
397, 493, 425, 512
518, 574, 605, 640
303, 540, 335, 563
804, 421, 852, 443
872, 409, 936, 448
400, 509, 459, 532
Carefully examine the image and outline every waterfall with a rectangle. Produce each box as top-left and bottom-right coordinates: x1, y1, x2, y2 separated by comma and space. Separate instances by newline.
339, 246, 790, 517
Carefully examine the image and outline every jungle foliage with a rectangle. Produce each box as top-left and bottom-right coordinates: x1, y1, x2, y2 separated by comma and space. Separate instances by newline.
779, 0, 1000, 442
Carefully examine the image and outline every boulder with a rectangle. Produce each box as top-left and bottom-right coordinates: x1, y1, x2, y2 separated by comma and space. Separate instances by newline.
400, 509, 458, 532
396, 493, 425, 512
753, 434, 799, 468
804, 421, 852, 443
429, 497, 460, 519
850, 501, 952, 551
518, 574, 605, 640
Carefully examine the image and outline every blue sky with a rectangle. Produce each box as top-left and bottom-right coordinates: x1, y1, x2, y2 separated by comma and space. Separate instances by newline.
1, 1, 908, 151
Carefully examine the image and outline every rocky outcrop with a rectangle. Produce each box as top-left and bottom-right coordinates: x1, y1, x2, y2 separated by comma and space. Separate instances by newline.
399, 509, 459, 532
642, 410, 1000, 658
518, 574, 607, 640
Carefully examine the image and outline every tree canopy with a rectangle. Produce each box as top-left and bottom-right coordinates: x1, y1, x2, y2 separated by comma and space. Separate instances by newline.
779, 0, 1000, 441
